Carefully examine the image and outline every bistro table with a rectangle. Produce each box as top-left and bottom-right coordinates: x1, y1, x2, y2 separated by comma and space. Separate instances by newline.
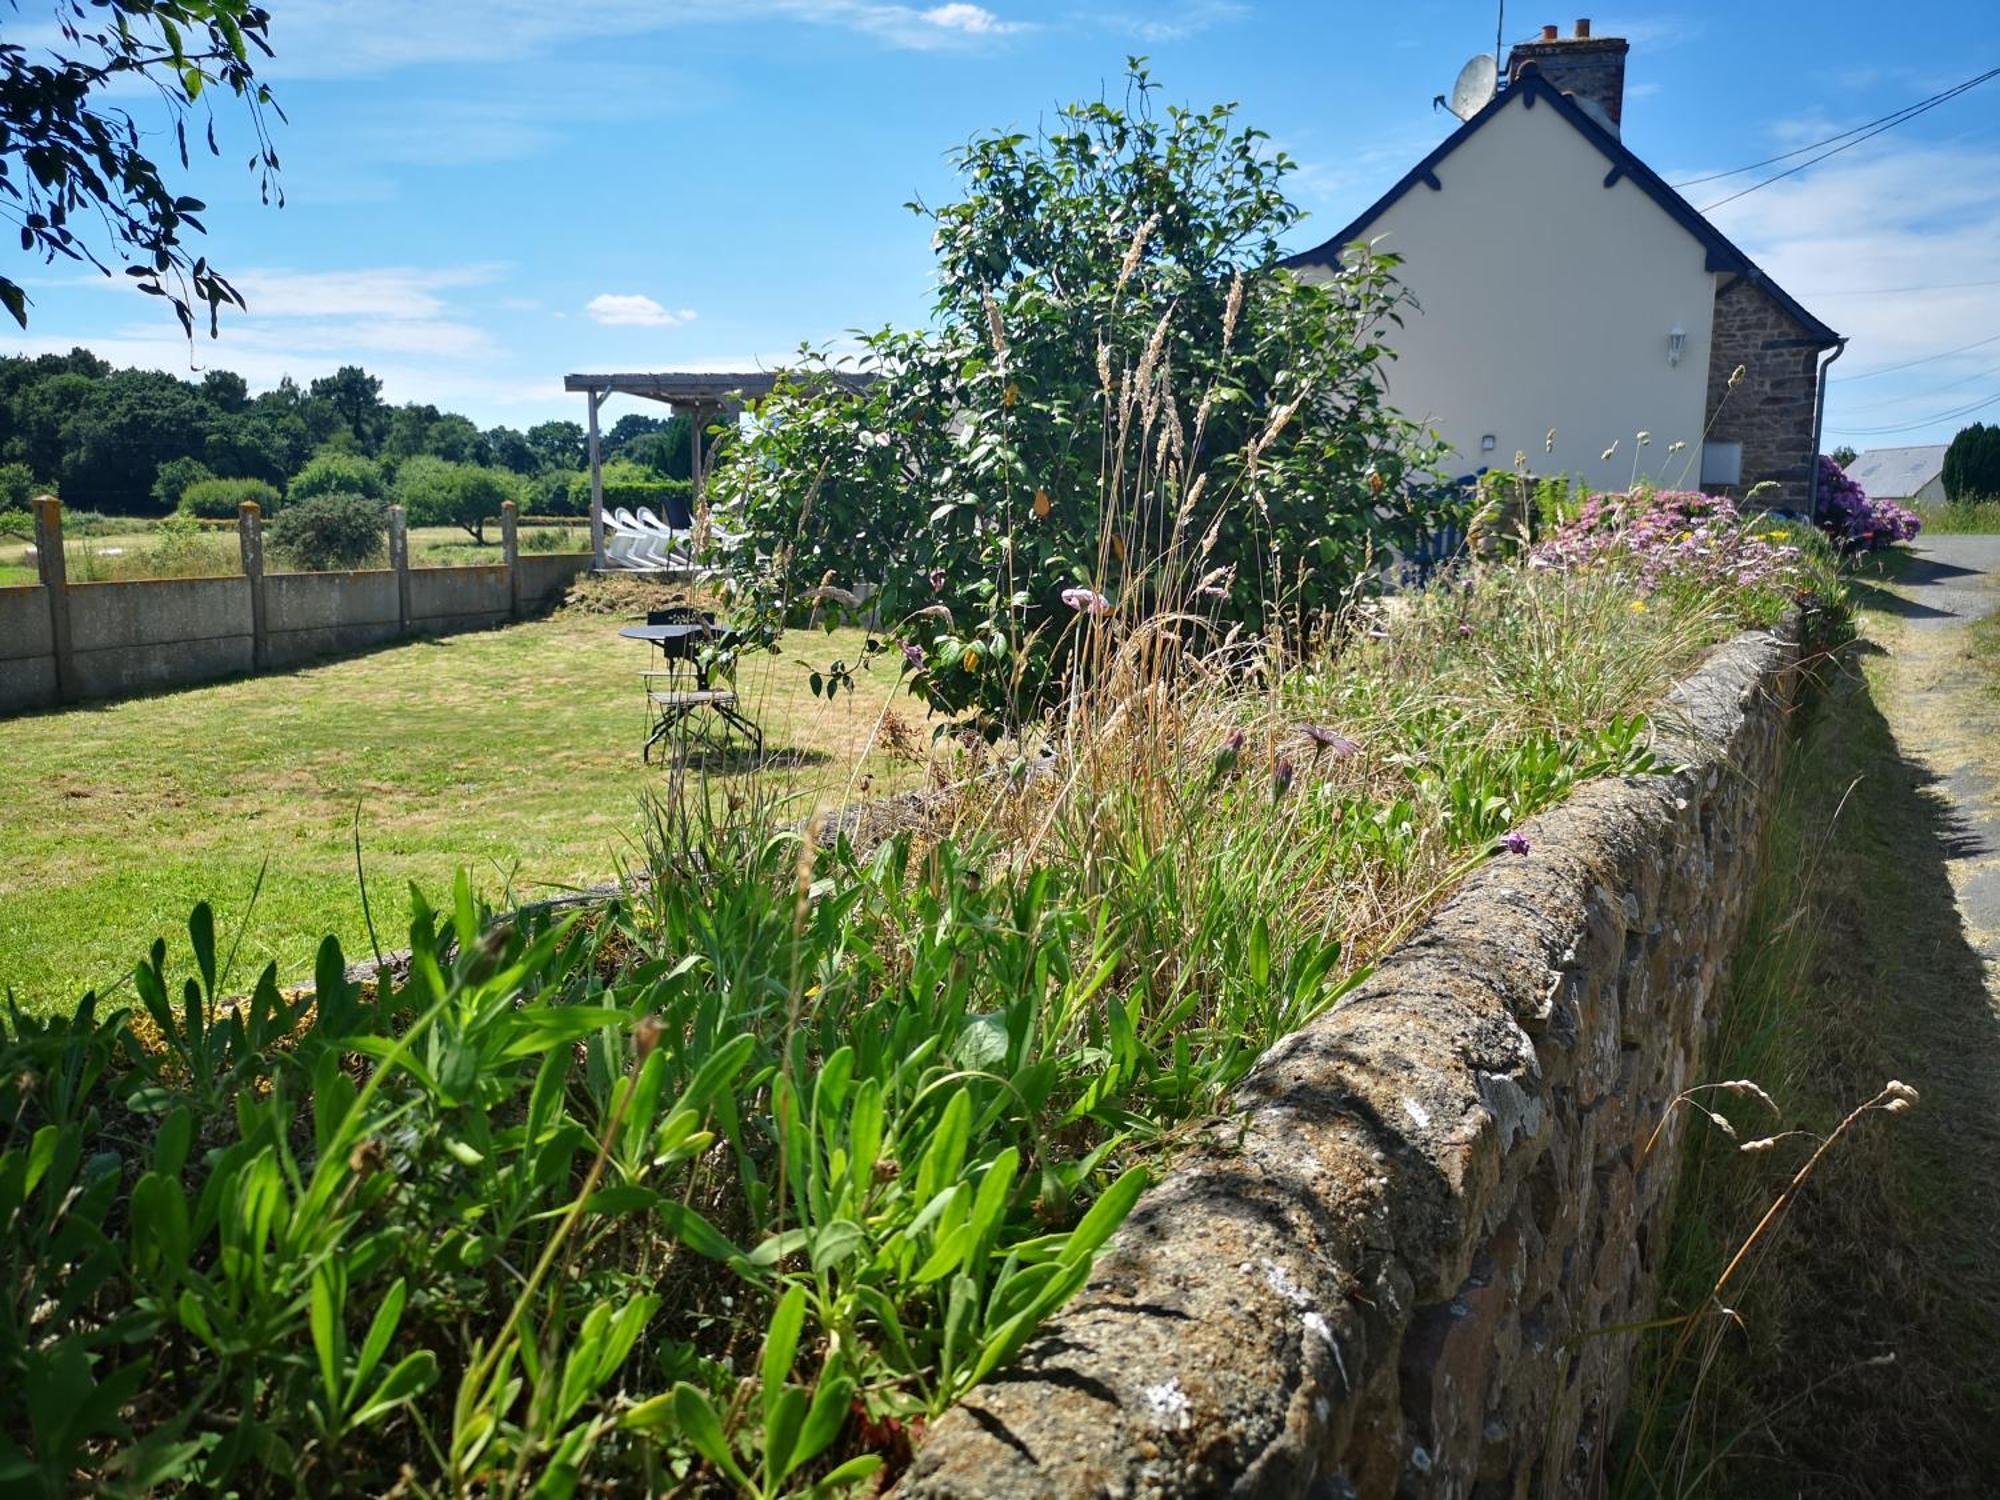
618, 619, 763, 761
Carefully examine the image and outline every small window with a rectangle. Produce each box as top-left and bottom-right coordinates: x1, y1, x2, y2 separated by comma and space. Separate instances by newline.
1700, 441, 1743, 488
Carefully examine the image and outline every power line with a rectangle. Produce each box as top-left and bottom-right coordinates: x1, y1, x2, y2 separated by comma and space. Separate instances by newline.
1803, 275, 2000, 297
1833, 329, 2000, 382
1833, 388, 2000, 436
1694, 64, 2000, 212
1673, 68, 2000, 189
1869, 360, 2000, 406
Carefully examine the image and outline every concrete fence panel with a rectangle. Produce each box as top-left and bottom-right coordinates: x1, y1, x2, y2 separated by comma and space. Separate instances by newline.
66, 576, 254, 701
0, 501, 594, 716
0, 585, 58, 714
264, 569, 403, 668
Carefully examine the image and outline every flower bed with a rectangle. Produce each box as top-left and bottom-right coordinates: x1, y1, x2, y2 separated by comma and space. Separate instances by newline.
0, 519, 1856, 1496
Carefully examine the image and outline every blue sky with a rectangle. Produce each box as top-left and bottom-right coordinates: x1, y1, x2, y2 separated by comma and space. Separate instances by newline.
10, 0, 2000, 450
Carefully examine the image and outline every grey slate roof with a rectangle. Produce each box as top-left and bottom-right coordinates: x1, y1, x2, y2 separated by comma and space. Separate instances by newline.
1844, 444, 1948, 499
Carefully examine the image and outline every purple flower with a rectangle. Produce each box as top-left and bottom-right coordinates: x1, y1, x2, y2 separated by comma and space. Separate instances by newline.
1298, 723, 1359, 758
1060, 586, 1113, 616
1271, 756, 1295, 800
1499, 830, 1531, 856
902, 642, 926, 672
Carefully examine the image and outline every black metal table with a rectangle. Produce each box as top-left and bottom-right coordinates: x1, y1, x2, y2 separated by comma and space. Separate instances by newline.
619, 622, 762, 761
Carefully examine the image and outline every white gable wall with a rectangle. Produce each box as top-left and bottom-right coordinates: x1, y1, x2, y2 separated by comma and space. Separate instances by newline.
1306, 93, 1716, 494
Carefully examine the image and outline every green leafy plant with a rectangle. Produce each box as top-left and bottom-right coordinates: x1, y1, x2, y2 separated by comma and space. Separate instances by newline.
268, 492, 387, 571
711, 65, 1442, 736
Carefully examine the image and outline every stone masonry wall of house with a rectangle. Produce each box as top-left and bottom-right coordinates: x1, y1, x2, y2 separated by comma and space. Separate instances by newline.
1705, 278, 1824, 510
899, 629, 1798, 1499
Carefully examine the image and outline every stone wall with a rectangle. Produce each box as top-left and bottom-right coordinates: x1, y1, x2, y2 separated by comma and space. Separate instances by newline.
1705, 278, 1825, 511
901, 629, 1798, 1499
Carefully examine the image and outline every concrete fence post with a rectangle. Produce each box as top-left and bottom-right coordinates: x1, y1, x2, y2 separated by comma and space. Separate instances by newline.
238, 501, 269, 671
31, 495, 75, 703
502, 500, 521, 618
388, 504, 411, 635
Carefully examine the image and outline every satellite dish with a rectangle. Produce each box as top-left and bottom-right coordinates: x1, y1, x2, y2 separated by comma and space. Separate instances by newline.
1448, 54, 1499, 119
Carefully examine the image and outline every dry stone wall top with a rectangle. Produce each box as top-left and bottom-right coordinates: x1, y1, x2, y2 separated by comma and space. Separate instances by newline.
900, 630, 1798, 1499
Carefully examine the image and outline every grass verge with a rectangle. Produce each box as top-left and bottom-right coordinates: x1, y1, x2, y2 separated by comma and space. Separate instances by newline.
1913, 497, 2000, 534
1624, 630, 2000, 1495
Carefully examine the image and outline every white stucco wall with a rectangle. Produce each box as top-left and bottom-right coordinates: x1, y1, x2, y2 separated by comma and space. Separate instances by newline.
1306, 93, 1716, 493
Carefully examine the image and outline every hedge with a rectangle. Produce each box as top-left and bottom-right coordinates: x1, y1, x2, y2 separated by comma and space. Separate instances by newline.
178, 477, 284, 520
553, 473, 694, 521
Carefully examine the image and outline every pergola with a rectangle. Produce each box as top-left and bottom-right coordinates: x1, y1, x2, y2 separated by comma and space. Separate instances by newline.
563, 370, 871, 569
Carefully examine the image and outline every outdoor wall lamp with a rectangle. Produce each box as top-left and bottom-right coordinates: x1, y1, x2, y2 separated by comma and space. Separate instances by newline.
1667, 322, 1687, 367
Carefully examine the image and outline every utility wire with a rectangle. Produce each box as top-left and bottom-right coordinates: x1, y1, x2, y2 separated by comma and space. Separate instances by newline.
1804, 275, 2000, 297
1834, 388, 2000, 436
1673, 67, 2000, 188
1868, 360, 2000, 406
1833, 329, 2000, 382
1693, 64, 2000, 211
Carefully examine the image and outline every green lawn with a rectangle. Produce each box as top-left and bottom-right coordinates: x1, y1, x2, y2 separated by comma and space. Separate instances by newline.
0, 614, 924, 1009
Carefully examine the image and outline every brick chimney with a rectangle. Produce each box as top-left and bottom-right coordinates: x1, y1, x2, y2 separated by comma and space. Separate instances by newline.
1505, 20, 1629, 135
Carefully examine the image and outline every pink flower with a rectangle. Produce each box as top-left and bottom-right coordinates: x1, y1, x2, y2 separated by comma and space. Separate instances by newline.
1060, 586, 1112, 616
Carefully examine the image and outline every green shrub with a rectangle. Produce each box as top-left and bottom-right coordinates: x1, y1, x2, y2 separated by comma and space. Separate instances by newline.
179, 475, 282, 520
268, 492, 388, 571
150, 455, 215, 511
396, 456, 519, 542
0, 509, 32, 539
0, 461, 38, 511
289, 451, 388, 504
1943, 421, 2000, 503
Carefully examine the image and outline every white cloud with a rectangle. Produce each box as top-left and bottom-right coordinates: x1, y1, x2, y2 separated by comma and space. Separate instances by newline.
259, 0, 1027, 75
585, 295, 697, 328
1692, 139, 2000, 442
1095, 1, 1245, 43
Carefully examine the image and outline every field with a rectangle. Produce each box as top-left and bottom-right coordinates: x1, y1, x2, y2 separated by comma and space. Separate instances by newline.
0, 613, 925, 1008
0, 520, 589, 586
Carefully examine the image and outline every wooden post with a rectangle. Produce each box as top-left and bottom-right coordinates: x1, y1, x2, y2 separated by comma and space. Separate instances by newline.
389, 504, 411, 635
587, 387, 606, 570
31, 495, 75, 703
502, 500, 521, 618
687, 402, 703, 505
238, 500, 269, 671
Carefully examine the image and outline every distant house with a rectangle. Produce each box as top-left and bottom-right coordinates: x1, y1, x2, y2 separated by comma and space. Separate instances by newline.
1843, 445, 1948, 505
1284, 21, 1843, 512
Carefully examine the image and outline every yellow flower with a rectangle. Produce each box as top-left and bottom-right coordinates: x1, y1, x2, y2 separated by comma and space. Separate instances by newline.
962, 648, 982, 672
1629, 599, 1648, 614
1762, 530, 1788, 541
1002, 382, 1019, 408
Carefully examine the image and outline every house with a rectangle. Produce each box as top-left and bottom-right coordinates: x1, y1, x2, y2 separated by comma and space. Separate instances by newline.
1284, 21, 1843, 511
1842, 444, 1948, 505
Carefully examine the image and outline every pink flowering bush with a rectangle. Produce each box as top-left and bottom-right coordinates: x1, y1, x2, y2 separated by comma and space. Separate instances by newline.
1533, 488, 1802, 592
1528, 486, 1853, 649
1816, 454, 1920, 552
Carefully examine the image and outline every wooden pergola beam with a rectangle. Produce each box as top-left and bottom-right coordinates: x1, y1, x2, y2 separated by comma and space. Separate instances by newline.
566, 369, 876, 572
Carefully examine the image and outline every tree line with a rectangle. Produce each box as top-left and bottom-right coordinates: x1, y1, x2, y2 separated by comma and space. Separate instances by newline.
0, 348, 701, 532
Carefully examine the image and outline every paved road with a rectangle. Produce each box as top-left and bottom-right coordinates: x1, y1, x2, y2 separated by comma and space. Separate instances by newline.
1875, 532, 2000, 959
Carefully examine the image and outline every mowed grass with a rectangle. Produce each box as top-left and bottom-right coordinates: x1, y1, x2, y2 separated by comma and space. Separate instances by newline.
0, 613, 926, 1009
